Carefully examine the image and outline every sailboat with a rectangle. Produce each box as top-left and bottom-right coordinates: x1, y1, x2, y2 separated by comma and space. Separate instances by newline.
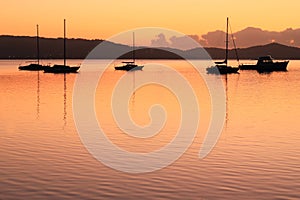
44, 19, 80, 73
115, 32, 143, 71
19, 25, 49, 71
206, 17, 239, 74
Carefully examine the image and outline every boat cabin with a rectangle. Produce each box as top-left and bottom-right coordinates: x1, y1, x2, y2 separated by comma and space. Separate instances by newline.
257, 56, 274, 65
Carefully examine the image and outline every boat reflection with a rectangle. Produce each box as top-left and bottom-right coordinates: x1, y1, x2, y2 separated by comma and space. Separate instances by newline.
36, 71, 40, 119
34, 71, 69, 128
222, 73, 240, 133
63, 73, 67, 127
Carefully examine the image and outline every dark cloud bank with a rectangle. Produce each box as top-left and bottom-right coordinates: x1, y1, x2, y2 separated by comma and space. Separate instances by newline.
151, 27, 300, 50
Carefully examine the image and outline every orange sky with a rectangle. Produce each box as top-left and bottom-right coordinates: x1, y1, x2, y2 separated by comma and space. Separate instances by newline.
1, 0, 299, 40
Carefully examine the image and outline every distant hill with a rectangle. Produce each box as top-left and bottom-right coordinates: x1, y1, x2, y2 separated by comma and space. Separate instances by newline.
0, 35, 103, 59
1, 35, 300, 59
234, 43, 300, 59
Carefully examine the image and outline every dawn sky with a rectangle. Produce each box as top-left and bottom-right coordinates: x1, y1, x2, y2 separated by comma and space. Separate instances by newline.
1, 0, 299, 40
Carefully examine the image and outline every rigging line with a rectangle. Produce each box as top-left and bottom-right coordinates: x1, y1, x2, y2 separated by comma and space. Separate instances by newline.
229, 20, 240, 65
229, 19, 241, 98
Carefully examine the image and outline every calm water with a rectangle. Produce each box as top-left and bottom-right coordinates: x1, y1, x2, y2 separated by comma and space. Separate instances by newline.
1, 59, 300, 199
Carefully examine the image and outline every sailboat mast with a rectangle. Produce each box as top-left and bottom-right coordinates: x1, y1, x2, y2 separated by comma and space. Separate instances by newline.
36, 24, 40, 65
64, 19, 66, 66
225, 17, 229, 66
133, 32, 135, 64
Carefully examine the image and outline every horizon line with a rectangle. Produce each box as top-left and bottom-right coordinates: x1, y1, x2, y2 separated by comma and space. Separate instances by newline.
0, 34, 298, 50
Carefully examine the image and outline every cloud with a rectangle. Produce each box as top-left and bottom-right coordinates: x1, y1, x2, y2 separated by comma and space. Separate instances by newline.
151, 33, 170, 47
151, 33, 205, 50
187, 34, 207, 46
201, 30, 226, 48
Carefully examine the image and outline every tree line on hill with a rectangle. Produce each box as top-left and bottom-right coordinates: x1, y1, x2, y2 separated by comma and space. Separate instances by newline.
1, 35, 300, 60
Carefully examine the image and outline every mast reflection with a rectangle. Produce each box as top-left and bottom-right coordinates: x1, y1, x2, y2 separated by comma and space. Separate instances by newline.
36, 71, 40, 119
63, 73, 67, 127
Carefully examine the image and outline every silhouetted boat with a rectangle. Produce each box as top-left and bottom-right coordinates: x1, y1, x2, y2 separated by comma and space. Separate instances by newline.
240, 56, 289, 72
207, 62, 239, 74
207, 17, 239, 74
44, 19, 80, 73
44, 65, 80, 73
115, 32, 143, 71
19, 25, 49, 71
115, 62, 143, 71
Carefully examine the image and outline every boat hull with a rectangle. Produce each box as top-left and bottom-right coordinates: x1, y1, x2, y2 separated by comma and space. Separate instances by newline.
115, 65, 143, 71
257, 61, 289, 73
44, 65, 80, 73
207, 65, 239, 74
239, 64, 257, 70
19, 64, 48, 71
239, 61, 288, 72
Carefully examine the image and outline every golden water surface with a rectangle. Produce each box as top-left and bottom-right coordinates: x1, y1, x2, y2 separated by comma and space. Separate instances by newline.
0, 59, 300, 199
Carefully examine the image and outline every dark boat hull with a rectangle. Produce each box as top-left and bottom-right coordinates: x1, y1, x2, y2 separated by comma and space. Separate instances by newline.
115, 64, 143, 71
239, 64, 257, 70
19, 64, 48, 71
44, 65, 80, 73
207, 65, 239, 74
257, 61, 289, 73
240, 61, 288, 72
